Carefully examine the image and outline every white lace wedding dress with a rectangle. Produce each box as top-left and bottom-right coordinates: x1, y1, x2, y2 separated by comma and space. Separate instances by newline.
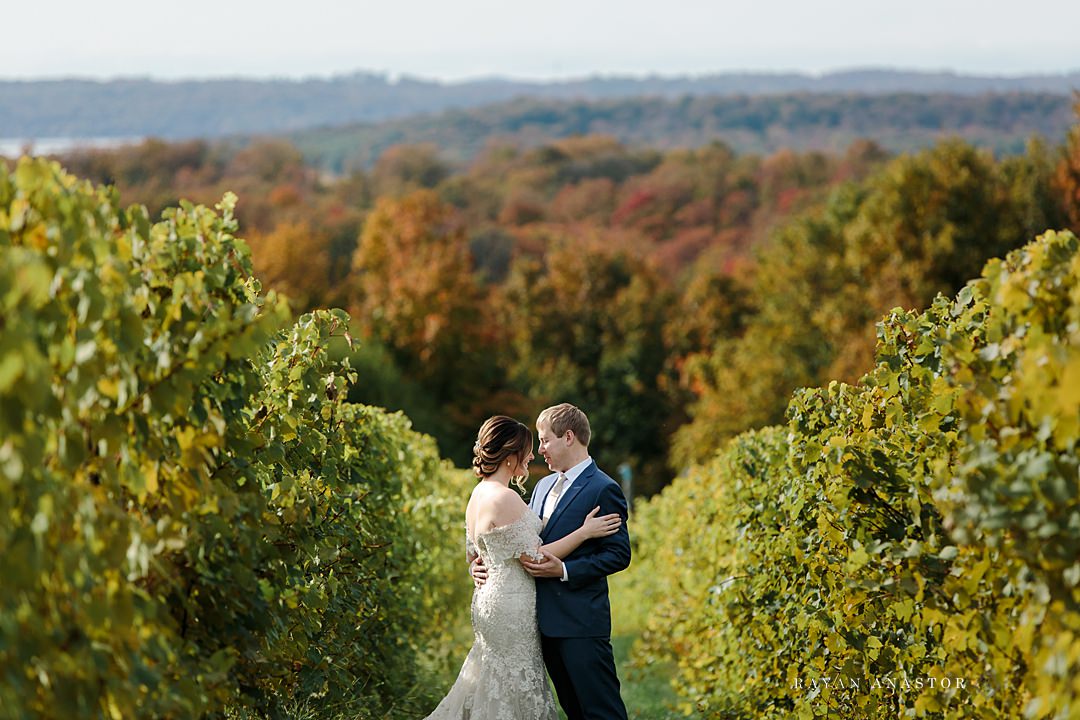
424, 512, 559, 719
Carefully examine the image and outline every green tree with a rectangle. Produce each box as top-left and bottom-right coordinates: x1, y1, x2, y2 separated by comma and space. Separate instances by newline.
502, 233, 674, 495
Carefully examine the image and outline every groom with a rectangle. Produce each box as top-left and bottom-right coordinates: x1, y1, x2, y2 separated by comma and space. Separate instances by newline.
474, 403, 630, 720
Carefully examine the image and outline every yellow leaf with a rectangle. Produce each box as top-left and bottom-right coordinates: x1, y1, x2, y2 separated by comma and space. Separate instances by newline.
1056, 352, 1080, 415
143, 461, 159, 495
97, 377, 120, 400
106, 694, 124, 720
176, 426, 195, 450
26, 223, 48, 250
9, 198, 29, 231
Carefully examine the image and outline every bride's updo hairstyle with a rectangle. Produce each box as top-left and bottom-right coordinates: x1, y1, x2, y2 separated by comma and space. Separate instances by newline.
472, 415, 533, 489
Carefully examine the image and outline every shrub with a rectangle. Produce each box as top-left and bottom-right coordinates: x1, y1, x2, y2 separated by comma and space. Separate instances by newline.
0, 158, 470, 719
627, 229, 1080, 718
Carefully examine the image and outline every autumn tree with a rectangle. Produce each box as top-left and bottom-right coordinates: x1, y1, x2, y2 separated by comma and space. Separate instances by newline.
60, 139, 225, 218
349, 190, 498, 460
1055, 95, 1080, 232
673, 140, 1063, 468
246, 221, 331, 312
371, 143, 451, 198
660, 258, 753, 431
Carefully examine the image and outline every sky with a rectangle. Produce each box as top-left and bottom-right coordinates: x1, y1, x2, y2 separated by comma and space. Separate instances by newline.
5, 0, 1079, 81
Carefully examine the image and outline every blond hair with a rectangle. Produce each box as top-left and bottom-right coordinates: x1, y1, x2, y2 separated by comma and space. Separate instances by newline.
537, 403, 591, 447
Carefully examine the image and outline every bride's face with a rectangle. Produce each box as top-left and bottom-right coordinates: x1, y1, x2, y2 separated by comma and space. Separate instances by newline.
513, 447, 534, 476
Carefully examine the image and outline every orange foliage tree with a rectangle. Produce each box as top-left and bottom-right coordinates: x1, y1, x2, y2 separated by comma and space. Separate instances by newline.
349, 190, 498, 457
246, 221, 331, 312
1055, 95, 1080, 232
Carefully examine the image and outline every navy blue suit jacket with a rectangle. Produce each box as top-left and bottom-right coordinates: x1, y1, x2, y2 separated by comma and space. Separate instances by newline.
528, 461, 631, 638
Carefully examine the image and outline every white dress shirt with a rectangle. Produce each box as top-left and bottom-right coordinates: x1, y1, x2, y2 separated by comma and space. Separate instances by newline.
541, 456, 592, 521
541, 456, 592, 582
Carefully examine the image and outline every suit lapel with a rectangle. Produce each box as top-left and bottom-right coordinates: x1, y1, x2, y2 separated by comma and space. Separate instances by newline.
541, 462, 596, 541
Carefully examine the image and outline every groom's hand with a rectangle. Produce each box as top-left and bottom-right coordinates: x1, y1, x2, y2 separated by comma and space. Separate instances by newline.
470, 557, 488, 588
521, 551, 564, 578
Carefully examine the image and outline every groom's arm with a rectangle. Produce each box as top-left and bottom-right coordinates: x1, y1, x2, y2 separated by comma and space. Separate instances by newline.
563, 481, 630, 589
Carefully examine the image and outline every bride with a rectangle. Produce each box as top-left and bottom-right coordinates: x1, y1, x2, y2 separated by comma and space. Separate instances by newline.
424, 415, 622, 719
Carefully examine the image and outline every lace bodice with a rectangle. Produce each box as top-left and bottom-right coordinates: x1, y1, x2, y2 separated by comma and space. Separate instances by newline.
424, 510, 557, 719
468, 511, 544, 564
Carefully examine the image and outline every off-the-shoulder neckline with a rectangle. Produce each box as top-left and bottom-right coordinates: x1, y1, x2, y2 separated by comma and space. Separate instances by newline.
468, 510, 537, 544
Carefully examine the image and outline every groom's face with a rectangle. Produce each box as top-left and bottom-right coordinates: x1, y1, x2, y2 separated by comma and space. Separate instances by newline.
536, 423, 571, 472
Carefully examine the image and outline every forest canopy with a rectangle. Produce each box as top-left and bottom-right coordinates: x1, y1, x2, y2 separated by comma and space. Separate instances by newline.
28, 100, 1080, 497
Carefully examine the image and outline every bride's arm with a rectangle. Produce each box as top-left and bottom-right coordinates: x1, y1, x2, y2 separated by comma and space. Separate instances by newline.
534, 507, 621, 560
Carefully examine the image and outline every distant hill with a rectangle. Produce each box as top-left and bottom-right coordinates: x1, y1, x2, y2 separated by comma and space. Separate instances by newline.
1, 69, 1078, 140
290, 92, 1077, 172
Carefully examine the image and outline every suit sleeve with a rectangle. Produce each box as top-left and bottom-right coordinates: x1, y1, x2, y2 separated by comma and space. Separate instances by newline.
564, 481, 631, 588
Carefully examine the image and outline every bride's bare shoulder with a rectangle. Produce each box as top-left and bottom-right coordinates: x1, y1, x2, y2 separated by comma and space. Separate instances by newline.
470, 481, 522, 501
470, 483, 528, 533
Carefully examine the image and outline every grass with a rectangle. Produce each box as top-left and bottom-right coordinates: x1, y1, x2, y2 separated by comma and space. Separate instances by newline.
242, 633, 684, 719
616, 635, 685, 720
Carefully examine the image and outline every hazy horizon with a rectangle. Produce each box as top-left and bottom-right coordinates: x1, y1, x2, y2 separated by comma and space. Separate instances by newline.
4, 65, 1080, 85
4, 0, 1079, 82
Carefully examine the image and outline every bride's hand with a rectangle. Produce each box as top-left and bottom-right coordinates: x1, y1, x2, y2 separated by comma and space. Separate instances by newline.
581, 506, 621, 539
